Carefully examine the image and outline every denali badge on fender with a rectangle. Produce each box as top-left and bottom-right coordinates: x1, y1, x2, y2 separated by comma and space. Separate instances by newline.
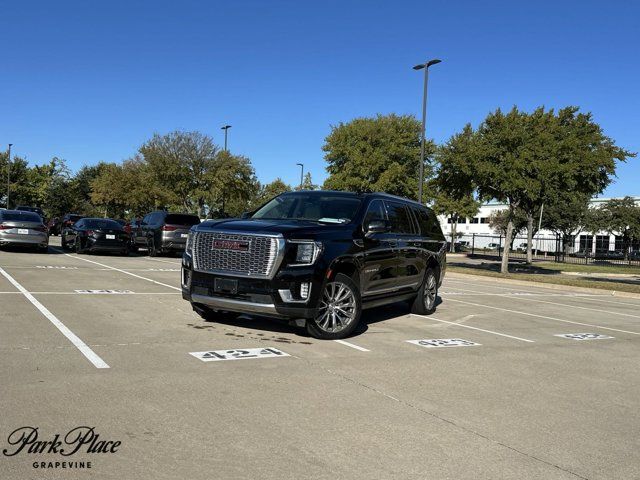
182, 191, 447, 340
212, 239, 250, 251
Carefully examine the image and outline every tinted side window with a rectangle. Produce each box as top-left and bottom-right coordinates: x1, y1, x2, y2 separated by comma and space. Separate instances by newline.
75, 220, 84, 228
385, 201, 415, 234
415, 208, 444, 239
413, 208, 432, 236
363, 200, 386, 228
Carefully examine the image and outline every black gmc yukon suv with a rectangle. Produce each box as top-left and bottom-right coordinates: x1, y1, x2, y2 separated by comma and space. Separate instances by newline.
181, 191, 446, 339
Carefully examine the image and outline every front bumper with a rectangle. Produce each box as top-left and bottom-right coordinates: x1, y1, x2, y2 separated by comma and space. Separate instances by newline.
181, 254, 322, 319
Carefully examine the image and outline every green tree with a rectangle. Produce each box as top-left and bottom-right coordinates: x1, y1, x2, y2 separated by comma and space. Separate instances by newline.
541, 192, 592, 252
295, 172, 317, 191
90, 163, 129, 217
139, 131, 219, 215
322, 114, 435, 199
467, 106, 632, 273
206, 151, 260, 217
594, 197, 640, 259
431, 125, 480, 252
252, 178, 291, 208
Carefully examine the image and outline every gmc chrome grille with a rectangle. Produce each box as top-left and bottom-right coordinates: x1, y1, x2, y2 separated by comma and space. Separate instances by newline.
192, 231, 281, 278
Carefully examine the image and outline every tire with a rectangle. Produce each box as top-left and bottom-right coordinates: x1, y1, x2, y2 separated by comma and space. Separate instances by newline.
75, 238, 84, 254
148, 238, 158, 257
410, 267, 438, 315
306, 273, 362, 340
38, 245, 49, 254
61, 238, 69, 250
121, 246, 130, 256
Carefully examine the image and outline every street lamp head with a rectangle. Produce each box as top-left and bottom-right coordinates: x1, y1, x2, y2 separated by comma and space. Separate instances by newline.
414, 59, 442, 70
221, 125, 231, 130
296, 163, 303, 167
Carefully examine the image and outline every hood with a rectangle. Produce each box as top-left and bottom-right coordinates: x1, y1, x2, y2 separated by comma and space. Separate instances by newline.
193, 218, 353, 238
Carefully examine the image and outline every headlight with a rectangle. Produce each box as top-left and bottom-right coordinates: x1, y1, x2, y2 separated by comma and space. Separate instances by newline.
289, 240, 322, 266
185, 231, 195, 255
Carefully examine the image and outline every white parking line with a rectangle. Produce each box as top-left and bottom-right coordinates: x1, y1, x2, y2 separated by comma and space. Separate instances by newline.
334, 339, 370, 351
446, 285, 640, 319
445, 298, 640, 336
0, 291, 180, 295
0, 266, 110, 369
412, 314, 535, 343
51, 248, 181, 292
497, 294, 640, 319
144, 257, 182, 265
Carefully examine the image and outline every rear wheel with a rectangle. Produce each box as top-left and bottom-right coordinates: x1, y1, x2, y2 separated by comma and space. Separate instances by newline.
61, 238, 69, 250
75, 238, 84, 254
410, 267, 438, 315
306, 273, 361, 340
148, 238, 158, 257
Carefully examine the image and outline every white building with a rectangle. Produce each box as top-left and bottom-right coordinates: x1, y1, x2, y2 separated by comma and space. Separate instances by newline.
437, 197, 640, 254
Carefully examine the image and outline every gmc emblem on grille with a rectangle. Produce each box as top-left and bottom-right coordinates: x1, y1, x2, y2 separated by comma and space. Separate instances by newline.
212, 239, 250, 252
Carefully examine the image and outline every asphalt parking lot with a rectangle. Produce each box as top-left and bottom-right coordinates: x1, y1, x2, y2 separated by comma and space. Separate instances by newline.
2, 238, 640, 480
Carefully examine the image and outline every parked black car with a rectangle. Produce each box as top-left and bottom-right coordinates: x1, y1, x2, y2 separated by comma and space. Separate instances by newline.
132, 211, 201, 256
181, 191, 447, 339
61, 218, 130, 255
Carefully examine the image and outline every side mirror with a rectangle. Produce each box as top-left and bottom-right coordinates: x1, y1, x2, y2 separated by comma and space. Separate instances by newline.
240, 211, 251, 219
366, 220, 390, 235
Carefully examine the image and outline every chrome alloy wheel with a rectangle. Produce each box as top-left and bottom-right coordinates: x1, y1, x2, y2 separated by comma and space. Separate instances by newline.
315, 281, 357, 333
423, 272, 437, 310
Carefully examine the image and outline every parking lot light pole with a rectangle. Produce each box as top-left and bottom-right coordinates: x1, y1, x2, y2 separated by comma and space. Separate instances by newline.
6, 143, 12, 209
296, 163, 304, 188
221, 125, 232, 151
413, 59, 441, 204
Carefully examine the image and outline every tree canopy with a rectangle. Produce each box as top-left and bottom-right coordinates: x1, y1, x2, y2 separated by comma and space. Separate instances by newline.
322, 114, 435, 199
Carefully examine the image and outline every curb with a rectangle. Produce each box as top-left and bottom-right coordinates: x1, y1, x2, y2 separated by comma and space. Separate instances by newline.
447, 271, 640, 299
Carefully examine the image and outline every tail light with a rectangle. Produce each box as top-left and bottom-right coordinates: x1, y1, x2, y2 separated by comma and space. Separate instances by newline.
86, 230, 95, 236
0, 224, 11, 230
162, 225, 178, 231
34, 225, 47, 232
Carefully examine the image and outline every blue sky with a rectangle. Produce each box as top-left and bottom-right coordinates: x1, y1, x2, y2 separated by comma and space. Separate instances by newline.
1, 0, 638, 197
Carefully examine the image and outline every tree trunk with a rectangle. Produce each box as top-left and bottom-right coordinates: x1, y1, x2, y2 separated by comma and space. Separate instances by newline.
526, 213, 534, 264
501, 219, 514, 274
450, 220, 457, 253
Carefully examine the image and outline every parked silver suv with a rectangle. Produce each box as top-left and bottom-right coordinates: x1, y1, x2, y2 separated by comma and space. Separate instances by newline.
132, 211, 200, 256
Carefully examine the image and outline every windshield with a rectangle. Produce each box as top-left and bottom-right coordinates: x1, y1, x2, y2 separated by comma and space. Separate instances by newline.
83, 219, 123, 230
252, 193, 362, 224
1, 211, 42, 222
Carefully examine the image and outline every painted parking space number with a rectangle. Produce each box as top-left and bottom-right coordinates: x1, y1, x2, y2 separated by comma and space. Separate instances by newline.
189, 347, 290, 362
407, 338, 481, 348
75, 289, 134, 294
555, 333, 614, 341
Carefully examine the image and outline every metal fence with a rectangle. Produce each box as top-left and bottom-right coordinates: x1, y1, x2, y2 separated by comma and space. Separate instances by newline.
451, 233, 640, 267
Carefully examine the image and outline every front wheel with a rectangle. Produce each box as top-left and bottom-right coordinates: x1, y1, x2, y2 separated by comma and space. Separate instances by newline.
75, 238, 84, 254
306, 273, 361, 340
410, 267, 438, 315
